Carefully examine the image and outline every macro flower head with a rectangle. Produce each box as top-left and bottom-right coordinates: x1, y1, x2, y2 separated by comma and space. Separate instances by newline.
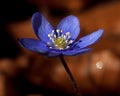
19, 12, 103, 57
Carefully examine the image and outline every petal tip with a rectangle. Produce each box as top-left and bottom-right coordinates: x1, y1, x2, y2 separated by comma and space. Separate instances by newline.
98, 29, 104, 34
18, 38, 26, 47
32, 12, 41, 20
31, 12, 42, 37
18, 38, 23, 43
96, 29, 104, 38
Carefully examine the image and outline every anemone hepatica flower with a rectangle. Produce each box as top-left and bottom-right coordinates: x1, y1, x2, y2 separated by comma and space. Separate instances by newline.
19, 12, 103, 57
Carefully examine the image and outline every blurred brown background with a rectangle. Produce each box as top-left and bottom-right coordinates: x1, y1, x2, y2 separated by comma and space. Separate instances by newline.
0, 0, 120, 96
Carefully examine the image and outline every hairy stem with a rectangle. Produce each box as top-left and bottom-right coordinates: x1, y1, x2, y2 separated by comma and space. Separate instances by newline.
59, 55, 82, 96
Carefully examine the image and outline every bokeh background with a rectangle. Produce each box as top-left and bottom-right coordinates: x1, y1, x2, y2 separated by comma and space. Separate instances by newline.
0, 0, 120, 96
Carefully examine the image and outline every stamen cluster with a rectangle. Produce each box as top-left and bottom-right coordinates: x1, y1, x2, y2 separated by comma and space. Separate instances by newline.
47, 29, 73, 50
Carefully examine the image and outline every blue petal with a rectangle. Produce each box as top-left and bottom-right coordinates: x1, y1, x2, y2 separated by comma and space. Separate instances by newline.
19, 38, 49, 54
73, 29, 103, 49
47, 52, 61, 57
62, 48, 91, 56
38, 13, 53, 43
32, 12, 41, 38
47, 50, 61, 57
56, 15, 80, 40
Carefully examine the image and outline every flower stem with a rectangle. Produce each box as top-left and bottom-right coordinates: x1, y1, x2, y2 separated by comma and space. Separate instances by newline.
59, 55, 82, 96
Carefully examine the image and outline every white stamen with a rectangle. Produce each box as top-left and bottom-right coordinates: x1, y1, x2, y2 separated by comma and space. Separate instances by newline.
61, 34, 64, 37
54, 34, 56, 38
55, 44, 58, 47
49, 47, 52, 49
63, 35, 66, 39
51, 39, 55, 43
49, 38, 52, 40
59, 48, 63, 50
56, 29, 60, 33
65, 40, 68, 43
51, 33, 54, 37
52, 30, 54, 33
69, 40, 73, 44
66, 32, 70, 36
48, 34, 51, 37
66, 46, 70, 49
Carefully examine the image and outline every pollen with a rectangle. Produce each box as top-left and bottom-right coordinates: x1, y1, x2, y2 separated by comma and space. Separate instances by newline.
47, 29, 73, 50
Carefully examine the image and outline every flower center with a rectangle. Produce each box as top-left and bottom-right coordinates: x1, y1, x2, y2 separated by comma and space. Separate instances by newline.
47, 29, 73, 50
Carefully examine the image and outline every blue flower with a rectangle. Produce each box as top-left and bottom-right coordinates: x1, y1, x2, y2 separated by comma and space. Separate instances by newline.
19, 12, 103, 57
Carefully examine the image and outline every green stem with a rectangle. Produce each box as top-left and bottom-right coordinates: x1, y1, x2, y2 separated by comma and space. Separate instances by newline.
59, 55, 82, 96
